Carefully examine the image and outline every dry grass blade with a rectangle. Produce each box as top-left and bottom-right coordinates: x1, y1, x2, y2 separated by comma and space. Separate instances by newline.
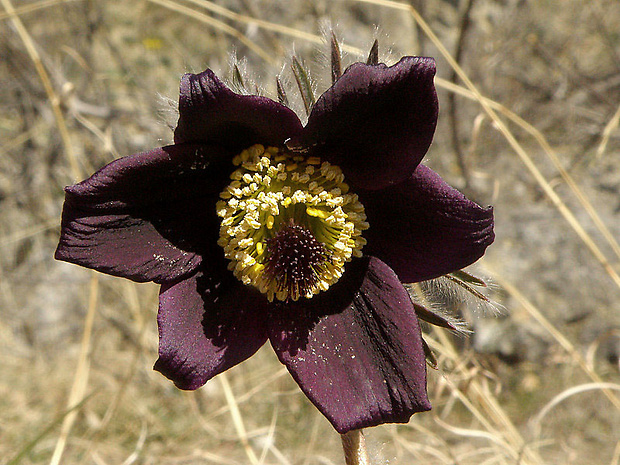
7, 393, 94, 465
1, 0, 79, 181
183, 0, 363, 55
530, 382, 620, 438
493, 271, 620, 411
49, 273, 99, 465
430, 328, 546, 465
596, 101, 620, 160
0, 0, 80, 20
121, 421, 148, 465
393, 430, 454, 464
147, 0, 275, 64
434, 416, 515, 454
612, 441, 620, 465
258, 405, 277, 464
301, 415, 323, 465
354, 0, 620, 290
436, 76, 620, 264
188, 0, 620, 281
3, 2, 618, 464
202, 367, 288, 423
0, 219, 59, 246
447, 0, 476, 184
219, 373, 260, 465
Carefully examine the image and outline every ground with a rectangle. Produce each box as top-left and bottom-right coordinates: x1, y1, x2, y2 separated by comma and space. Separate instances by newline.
1, 0, 619, 464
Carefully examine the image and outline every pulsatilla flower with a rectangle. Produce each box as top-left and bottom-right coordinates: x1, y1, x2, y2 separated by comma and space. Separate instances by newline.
55, 56, 494, 433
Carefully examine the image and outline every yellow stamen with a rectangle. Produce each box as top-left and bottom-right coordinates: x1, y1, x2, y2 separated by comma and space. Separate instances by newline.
216, 144, 368, 301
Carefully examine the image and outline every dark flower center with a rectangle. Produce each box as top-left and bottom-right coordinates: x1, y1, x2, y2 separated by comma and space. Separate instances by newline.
216, 144, 368, 301
263, 220, 330, 302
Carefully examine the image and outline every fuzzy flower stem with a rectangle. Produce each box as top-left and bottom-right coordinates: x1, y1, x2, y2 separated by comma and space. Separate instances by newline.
341, 429, 370, 465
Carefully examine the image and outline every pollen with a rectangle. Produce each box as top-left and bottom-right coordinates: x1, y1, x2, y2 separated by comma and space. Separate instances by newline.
217, 144, 368, 302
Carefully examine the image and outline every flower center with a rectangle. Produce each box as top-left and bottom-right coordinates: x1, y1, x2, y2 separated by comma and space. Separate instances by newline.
216, 144, 368, 302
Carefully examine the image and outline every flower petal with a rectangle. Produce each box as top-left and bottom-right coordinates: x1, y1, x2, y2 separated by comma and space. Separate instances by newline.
154, 271, 269, 390
360, 164, 494, 283
269, 257, 430, 433
302, 56, 438, 190
55, 144, 229, 284
174, 69, 303, 150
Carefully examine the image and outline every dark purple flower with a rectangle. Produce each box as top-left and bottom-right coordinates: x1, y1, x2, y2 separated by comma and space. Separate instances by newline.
55, 56, 494, 433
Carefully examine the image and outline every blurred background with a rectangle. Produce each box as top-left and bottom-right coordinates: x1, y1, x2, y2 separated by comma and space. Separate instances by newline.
1, 0, 619, 463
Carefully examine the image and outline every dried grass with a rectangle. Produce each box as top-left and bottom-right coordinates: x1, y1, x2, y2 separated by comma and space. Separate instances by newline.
1, 0, 619, 464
